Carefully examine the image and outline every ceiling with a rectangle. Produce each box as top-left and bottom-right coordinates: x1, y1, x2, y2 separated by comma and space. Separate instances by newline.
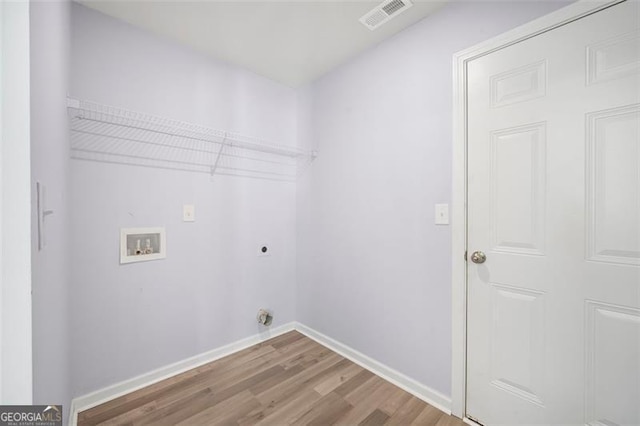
77, 0, 448, 87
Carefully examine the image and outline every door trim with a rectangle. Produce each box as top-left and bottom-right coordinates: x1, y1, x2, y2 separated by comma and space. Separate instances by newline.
0, 0, 33, 404
450, 0, 625, 418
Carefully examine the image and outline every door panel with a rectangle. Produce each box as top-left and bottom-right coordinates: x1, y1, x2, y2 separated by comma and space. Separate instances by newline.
586, 104, 640, 266
585, 301, 640, 426
490, 283, 546, 407
490, 122, 546, 256
466, 1, 640, 425
490, 60, 547, 108
586, 30, 640, 85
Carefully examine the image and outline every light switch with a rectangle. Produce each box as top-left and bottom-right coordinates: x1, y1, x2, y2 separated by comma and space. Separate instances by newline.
435, 204, 449, 225
183, 204, 195, 222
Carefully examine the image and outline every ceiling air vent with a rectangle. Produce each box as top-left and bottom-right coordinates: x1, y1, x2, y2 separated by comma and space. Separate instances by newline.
359, 0, 413, 31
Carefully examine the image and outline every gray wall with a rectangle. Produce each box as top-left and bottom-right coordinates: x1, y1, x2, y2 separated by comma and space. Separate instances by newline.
69, 4, 298, 396
30, 0, 71, 419
296, 0, 569, 397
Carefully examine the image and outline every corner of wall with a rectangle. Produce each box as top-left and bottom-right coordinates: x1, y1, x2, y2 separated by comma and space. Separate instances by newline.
29, 0, 72, 422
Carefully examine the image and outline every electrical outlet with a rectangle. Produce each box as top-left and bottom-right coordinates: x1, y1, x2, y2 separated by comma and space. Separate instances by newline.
183, 204, 195, 222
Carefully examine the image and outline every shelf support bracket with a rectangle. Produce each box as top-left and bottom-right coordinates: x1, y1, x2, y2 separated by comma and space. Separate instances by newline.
210, 132, 229, 176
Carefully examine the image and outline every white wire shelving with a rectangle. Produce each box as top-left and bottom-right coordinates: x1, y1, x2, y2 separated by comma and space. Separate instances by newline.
67, 98, 316, 182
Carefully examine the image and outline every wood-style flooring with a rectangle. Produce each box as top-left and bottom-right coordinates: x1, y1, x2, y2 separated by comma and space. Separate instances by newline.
78, 331, 465, 425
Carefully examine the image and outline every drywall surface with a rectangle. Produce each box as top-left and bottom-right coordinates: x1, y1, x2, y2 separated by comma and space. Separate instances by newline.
296, 0, 570, 397
30, 0, 72, 418
69, 3, 297, 396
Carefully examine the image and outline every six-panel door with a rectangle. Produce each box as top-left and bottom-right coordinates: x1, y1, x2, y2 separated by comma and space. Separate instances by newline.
466, 2, 640, 424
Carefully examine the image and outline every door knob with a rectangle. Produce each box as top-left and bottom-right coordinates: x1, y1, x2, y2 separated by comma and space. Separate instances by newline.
471, 251, 486, 264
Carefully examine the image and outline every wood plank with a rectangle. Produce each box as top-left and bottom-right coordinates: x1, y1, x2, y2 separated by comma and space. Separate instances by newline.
243, 389, 323, 426
412, 404, 446, 425
384, 396, 428, 425
135, 364, 287, 425
333, 369, 375, 397
290, 391, 352, 426
175, 390, 260, 425
313, 362, 364, 396
134, 387, 217, 426
279, 341, 333, 370
268, 330, 305, 349
359, 408, 391, 426
434, 412, 467, 426
336, 379, 398, 425
343, 375, 387, 406
276, 333, 320, 353
98, 401, 157, 426
378, 386, 413, 416
253, 354, 344, 406
249, 363, 305, 395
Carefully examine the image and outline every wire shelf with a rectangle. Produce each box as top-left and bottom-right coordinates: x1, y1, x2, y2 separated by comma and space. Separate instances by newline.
67, 98, 316, 182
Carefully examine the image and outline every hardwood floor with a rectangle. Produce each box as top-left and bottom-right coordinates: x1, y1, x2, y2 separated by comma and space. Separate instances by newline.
78, 331, 465, 425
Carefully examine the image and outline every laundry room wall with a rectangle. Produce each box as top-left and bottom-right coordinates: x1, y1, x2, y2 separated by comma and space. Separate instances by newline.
69, 3, 298, 397
296, 0, 571, 398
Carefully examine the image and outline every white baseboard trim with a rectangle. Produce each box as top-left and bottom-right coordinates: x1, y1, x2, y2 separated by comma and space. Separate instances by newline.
295, 322, 452, 416
69, 321, 452, 426
464, 416, 483, 426
68, 322, 296, 426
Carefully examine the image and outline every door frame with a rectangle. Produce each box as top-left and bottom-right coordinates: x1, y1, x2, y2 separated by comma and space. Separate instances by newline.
450, 0, 625, 419
0, 0, 33, 404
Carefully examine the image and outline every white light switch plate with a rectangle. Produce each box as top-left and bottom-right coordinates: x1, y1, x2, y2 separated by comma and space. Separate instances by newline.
435, 204, 449, 225
183, 204, 195, 222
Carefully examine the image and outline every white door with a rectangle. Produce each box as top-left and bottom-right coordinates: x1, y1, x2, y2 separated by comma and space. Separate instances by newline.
466, 1, 640, 425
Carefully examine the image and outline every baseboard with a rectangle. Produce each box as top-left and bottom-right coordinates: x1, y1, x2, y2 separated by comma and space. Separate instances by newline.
294, 322, 452, 415
464, 416, 483, 426
68, 322, 295, 426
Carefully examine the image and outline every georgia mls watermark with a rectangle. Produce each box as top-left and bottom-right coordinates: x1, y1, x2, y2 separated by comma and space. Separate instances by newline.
0, 406, 62, 426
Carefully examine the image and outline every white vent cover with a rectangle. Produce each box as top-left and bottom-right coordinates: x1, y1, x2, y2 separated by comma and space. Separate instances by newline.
359, 0, 413, 31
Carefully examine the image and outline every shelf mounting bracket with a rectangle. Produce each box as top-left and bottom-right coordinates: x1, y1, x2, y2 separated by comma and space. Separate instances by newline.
211, 132, 229, 177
